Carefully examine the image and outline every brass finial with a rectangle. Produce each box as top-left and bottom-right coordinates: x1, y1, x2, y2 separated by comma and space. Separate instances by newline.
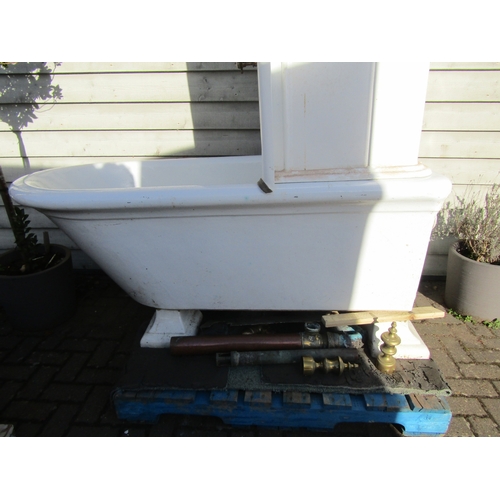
302, 356, 358, 376
377, 321, 401, 374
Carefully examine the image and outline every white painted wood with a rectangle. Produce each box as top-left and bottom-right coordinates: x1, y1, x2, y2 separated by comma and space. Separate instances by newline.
422, 254, 448, 276
426, 70, 500, 102
258, 62, 375, 176
0, 102, 260, 132
1, 157, 141, 169
446, 183, 498, 203
419, 131, 500, 158
2, 151, 276, 180
0, 229, 76, 249
0, 130, 262, 157
369, 62, 430, 168
419, 159, 500, 185
0, 160, 139, 180
0, 72, 259, 104
69, 250, 100, 270
282, 62, 374, 171
422, 102, 500, 131
428, 236, 457, 254
424, 231, 459, 276
430, 62, 500, 70
420, 64, 500, 275
4, 62, 250, 73
19, 146, 500, 185
425, 184, 496, 210
258, 62, 432, 183
0, 241, 97, 270
257, 62, 281, 190
0, 207, 56, 228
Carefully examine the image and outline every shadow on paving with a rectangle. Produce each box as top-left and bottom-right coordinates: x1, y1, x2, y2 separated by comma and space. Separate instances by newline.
1, 271, 413, 437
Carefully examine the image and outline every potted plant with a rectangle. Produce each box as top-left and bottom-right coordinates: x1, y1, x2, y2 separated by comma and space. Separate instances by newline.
0, 166, 76, 330
0, 62, 75, 330
436, 185, 500, 320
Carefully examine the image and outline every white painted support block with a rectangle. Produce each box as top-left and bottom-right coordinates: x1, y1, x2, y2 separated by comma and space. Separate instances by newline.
368, 320, 430, 359
140, 309, 203, 348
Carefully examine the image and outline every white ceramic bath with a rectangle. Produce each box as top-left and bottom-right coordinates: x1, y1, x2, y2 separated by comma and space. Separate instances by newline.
10, 63, 452, 352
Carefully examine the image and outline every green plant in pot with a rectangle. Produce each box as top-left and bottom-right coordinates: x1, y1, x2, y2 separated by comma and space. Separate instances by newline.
436, 185, 500, 320
0, 62, 75, 330
0, 167, 76, 330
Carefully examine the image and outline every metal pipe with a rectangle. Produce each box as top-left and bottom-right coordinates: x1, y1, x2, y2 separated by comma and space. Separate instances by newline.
215, 348, 360, 366
169, 332, 326, 356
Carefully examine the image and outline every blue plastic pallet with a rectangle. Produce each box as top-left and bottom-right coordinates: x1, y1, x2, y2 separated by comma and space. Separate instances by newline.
113, 388, 452, 437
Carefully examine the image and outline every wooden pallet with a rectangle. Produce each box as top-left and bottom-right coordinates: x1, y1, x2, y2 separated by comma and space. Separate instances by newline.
112, 387, 452, 437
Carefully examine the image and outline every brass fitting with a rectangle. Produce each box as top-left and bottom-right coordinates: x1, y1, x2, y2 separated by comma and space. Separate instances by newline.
300, 332, 325, 349
377, 321, 401, 374
302, 355, 358, 376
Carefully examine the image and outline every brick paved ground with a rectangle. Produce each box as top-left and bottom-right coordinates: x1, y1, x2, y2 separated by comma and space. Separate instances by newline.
415, 280, 500, 437
1, 272, 499, 437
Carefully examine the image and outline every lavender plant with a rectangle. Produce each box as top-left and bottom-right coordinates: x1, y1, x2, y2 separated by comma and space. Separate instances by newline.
434, 185, 500, 264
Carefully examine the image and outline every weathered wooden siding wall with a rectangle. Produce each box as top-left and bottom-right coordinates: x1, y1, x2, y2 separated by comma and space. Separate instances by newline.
0, 62, 260, 267
420, 62, 500, 275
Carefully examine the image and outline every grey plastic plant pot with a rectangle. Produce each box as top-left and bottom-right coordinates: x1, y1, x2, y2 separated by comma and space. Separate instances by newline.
0, 244, 76, 331
445, 241, 500, 320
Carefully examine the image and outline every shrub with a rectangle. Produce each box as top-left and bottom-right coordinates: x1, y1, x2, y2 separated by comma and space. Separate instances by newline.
435, 185, 500, 264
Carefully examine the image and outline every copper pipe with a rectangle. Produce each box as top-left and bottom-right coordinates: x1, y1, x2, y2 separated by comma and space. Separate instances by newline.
169, 332, 325, 356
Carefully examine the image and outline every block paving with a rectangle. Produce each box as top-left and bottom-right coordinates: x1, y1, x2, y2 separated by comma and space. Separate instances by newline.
1, 273, 500, 437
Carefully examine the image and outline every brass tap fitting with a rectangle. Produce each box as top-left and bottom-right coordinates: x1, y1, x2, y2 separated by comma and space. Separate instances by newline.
377, 321, 401, 374
302, 355, 358, 376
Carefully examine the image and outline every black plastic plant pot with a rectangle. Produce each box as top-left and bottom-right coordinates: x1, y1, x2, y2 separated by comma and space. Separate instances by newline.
0, 244, 76, 331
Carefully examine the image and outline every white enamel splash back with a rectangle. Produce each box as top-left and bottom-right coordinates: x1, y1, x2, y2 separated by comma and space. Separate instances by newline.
258, 62, 431, 186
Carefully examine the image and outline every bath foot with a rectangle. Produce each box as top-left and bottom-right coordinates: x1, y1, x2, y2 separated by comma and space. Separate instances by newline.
368, 320, 430, 359
140, 309, 203, 348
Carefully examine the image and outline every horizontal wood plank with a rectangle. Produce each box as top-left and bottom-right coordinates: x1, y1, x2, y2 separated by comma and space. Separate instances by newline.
449, 182, 498, 198
426, 71, 500, 102
3, 157, 497, 186
13, 62, 497, 74
0, 71, 259, 104
3, 156, 500, 185
427, 236, 457, 254
322, 307, 445, 328
419, 131, 500, 158
0, 207, 56, 229
422, 102, 500, 131
1, 62, 252, 74
0, 102, 260, 132
419, 158, 500, 184
68, 250, 100, 269
422, 254, 448, 276
0, 159, 186, 181
430, 62, 500, 70
435, 184, 497, 210
0, 228, 76, 250
0, 129, 262, 157
0, 243, 99, 269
